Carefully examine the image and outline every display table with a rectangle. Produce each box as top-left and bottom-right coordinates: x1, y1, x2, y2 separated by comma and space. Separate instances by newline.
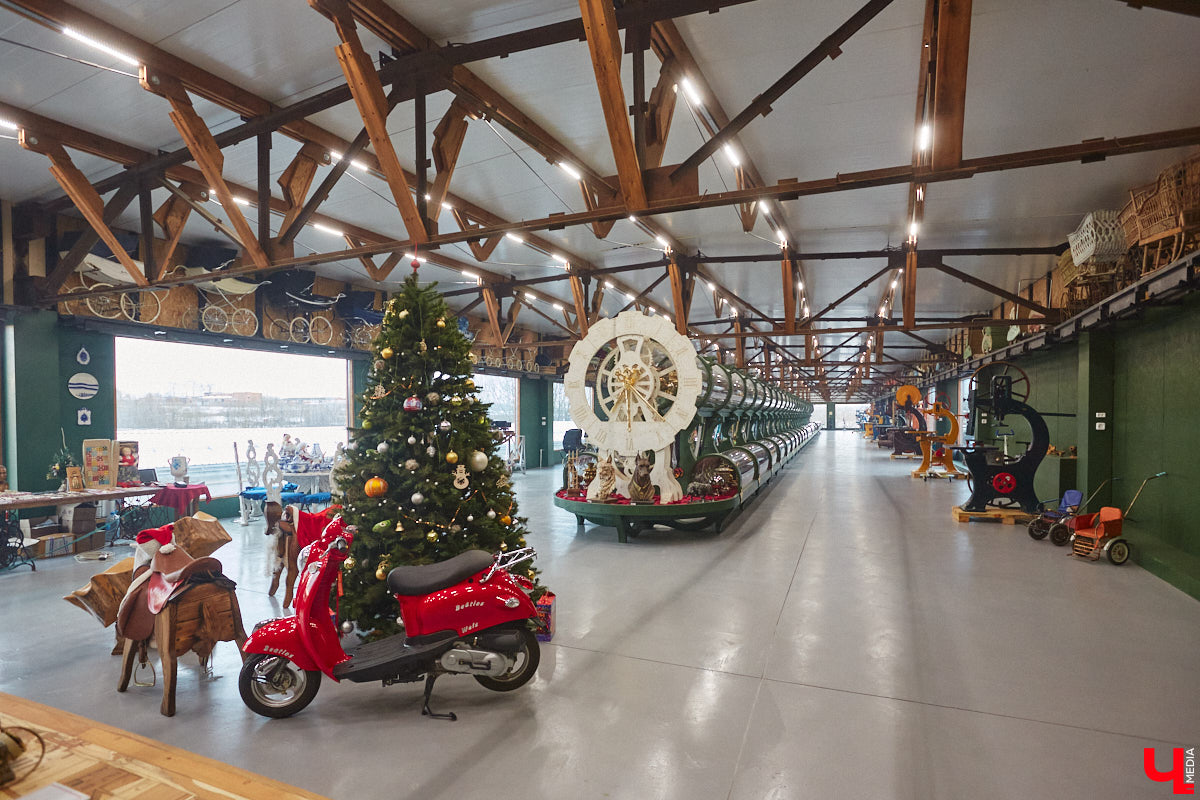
281, 471, 330, 495
149, 483, 212, 519
553, 492, 738, 543
0, 486, 161, 512
1, 487, 163, 570
0, 692, 329, 799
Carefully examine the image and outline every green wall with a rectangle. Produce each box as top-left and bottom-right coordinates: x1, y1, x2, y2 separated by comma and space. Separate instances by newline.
987, 295, 1200, 599
1109, 296, 1200, 598
4, 310, 116, 494
519, 377, 552, 468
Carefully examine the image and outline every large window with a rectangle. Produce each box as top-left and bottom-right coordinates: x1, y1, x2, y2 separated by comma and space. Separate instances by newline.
116, 338, 350, 495
552, 381, 593, 449
472, 373, 518, 431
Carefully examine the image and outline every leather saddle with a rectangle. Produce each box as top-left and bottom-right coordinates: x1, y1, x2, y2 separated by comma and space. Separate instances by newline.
117, 544, 226, 642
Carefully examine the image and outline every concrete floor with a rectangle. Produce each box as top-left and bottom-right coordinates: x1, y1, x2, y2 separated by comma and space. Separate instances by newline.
2, 430, 1198, 799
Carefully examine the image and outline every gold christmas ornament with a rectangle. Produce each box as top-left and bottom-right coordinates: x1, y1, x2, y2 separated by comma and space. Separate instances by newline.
436, 318, 446, 328
343, 556, 356, 569
468, 450, 489, 472
376, 565, 387, 580
465, 378, 475, 390
499, 542, 508, 552
500, 514, 512, 526
381, 346, 394, 359
418, 339, 428, 353
395, 520, 405, 532
426, 530, 438, 542
446, 451, 459, 464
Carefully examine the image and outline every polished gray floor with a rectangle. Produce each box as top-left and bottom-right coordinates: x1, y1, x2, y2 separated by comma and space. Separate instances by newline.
2, 431, 1198, 799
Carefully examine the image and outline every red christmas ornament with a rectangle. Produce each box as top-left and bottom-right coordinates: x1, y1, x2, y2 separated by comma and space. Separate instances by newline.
403, 395, 423, 412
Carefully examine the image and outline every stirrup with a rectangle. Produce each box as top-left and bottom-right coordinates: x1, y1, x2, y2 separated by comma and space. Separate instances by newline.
134, 644, 157, 687
420, 673, 456, 721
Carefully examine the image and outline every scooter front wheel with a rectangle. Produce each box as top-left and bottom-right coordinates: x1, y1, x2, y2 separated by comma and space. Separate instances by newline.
239, 653, 322, 718
475, 628, 540, 692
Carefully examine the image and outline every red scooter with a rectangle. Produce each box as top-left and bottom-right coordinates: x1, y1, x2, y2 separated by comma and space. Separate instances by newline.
239, 515, 541, 720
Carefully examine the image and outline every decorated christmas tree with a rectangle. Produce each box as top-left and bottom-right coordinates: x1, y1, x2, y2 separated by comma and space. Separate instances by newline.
334, 272, 535, 635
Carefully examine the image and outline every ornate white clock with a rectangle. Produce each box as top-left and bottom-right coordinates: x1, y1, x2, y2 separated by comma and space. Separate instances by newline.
564, 309, 702, 456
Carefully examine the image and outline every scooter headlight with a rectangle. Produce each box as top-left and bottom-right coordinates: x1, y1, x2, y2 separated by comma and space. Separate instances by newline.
296, 542, 316, 574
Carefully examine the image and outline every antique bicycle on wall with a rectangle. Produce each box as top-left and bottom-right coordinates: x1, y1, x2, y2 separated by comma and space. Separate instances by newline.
261, 270, 343, 346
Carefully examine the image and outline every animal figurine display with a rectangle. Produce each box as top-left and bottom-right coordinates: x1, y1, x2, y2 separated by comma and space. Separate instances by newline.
650, 447, 683, 503
628, 454, 655, 503
586, 456, 617, 502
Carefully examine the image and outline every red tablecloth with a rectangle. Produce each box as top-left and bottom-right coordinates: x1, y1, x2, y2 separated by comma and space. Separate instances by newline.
149, 484, 212, 518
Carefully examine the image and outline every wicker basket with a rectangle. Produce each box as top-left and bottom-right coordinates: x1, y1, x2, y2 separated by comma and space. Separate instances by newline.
1068, 211, 1126, 265
1118, 153, 1200, 247
1057, 249, 1081, 286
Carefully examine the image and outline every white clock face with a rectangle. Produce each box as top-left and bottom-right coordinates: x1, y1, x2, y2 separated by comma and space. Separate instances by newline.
565, 311, 702, 455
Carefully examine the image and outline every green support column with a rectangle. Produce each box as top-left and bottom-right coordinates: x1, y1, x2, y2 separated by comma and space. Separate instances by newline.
519, 377, 552, 469
1076, 331, 1114, 507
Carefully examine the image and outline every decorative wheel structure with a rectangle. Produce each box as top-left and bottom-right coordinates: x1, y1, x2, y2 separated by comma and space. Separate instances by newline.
968, 360, 1031, 404
565, 310, 702, 455
351, 322, 380, 350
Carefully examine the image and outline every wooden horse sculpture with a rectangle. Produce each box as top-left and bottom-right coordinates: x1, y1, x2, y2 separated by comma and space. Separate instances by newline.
266, 503, 339, 608
115, 525, 247, 716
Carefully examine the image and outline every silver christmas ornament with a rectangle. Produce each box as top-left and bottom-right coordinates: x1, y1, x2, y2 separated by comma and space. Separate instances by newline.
340, 621, 354, 634
426, 445, 436, 457
468, 450, 489, 472
407, 435, 417, 445
411, 492, 425, 505
487, 509, 497, 519
466, 515, 474, 522
376, 442, 389, 453
438, 420, 452, 432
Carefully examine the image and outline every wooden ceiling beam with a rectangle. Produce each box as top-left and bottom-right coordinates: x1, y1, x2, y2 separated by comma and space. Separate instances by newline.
40, 179, 139, 294
138, 69, 270, 270
18, 134, 148, 287
930, 0, 973, 172
1120, 0, 1200, 17
276, 143, 330, 235
151, 192, 193, 279
666, 255, 691, 335
277, 125, 374, 247
578, 0, 649, 210
927, 261, 1057, 318
482, 287, 504, 344
569, 275, 590, 337
671, 0, 898, 178
429, 100, 472, 223
47, 122, 1200, 300
311, 0, 428, 243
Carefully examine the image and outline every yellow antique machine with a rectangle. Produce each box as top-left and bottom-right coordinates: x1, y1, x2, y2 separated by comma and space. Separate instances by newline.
912, 397, 966, 480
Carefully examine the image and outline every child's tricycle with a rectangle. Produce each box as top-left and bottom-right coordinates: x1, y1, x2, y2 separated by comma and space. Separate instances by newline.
1068, 472, 1166, 564
1027, 489, 1084, 545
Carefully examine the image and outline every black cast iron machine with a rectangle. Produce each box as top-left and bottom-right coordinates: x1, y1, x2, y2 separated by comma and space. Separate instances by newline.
956, 362, 1052, 513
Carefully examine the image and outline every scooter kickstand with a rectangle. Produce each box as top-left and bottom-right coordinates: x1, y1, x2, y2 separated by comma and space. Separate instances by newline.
421, 673, 457, 721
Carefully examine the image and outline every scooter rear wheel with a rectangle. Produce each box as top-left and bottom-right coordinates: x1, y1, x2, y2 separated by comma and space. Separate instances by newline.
475, 629, 540, 692
239, 653, 322, 718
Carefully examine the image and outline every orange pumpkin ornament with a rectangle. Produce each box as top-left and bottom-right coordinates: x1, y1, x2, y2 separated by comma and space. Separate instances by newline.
364, 476, 389, 497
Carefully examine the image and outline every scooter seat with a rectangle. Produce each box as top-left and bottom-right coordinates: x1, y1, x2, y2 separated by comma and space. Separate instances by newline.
387, 550, 495, 595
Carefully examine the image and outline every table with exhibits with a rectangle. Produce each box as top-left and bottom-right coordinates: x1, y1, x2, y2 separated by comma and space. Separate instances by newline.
0, 692, 328, 800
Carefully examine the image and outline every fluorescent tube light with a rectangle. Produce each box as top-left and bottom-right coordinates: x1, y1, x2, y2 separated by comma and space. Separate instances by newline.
313, 223, 344, 236
63, 27, 139, 67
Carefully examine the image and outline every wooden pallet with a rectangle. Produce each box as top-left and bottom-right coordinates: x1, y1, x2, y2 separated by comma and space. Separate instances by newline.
913, 469, 964, 480
951, 505, 1033, 525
